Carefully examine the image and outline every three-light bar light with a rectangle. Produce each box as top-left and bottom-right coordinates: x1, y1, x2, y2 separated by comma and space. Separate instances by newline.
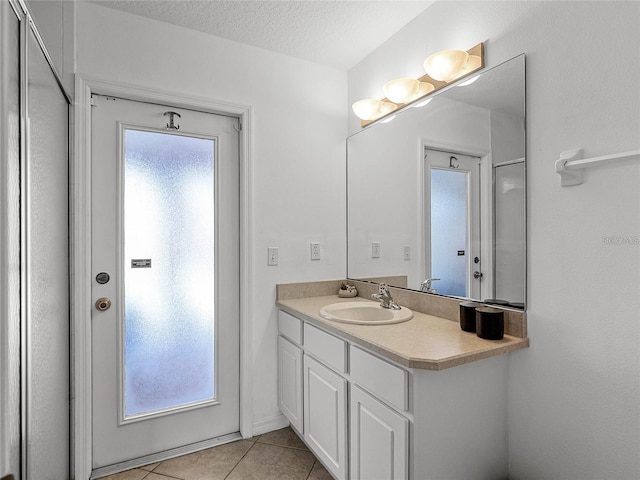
352, 43, 484, 127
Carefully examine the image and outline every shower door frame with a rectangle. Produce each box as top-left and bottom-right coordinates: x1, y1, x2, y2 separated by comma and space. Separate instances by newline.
72, 76, 254, 480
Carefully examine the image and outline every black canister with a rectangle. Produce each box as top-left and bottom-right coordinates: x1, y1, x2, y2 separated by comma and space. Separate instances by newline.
475, 307, 504, 340
459, 301, 481, 332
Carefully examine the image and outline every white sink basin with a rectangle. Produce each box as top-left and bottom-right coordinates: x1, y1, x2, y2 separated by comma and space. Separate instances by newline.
319, 301, 413, 325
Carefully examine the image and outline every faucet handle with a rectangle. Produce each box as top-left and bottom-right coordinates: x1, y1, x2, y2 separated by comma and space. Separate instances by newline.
420, 278, 440, 292
378, 282, 390, 295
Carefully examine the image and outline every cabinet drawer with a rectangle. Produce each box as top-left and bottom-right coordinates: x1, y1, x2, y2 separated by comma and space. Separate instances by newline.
304, 324, 347, 374
278, 310, 303, 345
350, 346, 408, 411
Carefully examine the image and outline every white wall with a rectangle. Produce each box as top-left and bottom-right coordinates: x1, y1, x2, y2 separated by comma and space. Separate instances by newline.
26, 0, 75, 95
349, 1, 640, 478
76, 2, 347, 430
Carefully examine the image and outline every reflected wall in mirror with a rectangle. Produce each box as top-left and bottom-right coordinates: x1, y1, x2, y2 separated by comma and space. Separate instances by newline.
347, 55, 526, 309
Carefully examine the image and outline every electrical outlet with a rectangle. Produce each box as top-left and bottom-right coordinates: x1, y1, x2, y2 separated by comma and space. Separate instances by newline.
267, 247, 279, 266
310, 242, 320, 260
403, 245, 411, 260
372, 241, 381, 258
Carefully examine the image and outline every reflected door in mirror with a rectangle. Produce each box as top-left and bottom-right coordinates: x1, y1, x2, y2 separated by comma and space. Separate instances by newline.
426, 150, 480, 298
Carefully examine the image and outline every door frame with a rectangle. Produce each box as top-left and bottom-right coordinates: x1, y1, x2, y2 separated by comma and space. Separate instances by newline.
72, 75, 254, 480
419, 138, 492, 300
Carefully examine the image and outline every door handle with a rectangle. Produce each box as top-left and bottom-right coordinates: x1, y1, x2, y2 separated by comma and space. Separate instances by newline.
473, 271, 483, 279
95, 297, 112, 311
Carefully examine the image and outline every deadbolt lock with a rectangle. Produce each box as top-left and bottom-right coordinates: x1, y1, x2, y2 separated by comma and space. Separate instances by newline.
95, 297, 112, 311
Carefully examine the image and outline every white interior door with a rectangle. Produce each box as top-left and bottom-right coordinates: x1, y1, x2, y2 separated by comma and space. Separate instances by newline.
90, 95, 240, 471
425, 148, 481, 299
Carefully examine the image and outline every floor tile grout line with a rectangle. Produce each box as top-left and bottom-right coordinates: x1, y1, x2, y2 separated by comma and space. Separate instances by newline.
256, 440, 311, 452
110, 429, 321, 480
142, 460, 184, 480
222, 438, 317, 480
141, 468, 184, 480
222, 438, 258, 480
305, 459, 318, 480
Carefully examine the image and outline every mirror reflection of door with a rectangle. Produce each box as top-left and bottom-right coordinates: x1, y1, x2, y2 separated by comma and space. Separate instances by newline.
425, 148, 481, 299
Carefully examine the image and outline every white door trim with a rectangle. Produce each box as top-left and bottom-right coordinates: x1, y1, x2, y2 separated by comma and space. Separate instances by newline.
72, 74, 254, 480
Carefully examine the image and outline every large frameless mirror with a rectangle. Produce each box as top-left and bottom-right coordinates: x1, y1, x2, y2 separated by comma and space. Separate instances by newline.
347, 55, 526, 309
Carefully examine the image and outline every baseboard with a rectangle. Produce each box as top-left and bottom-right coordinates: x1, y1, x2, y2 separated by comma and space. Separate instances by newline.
90, 432, 242, 479
252, 412, 289, 436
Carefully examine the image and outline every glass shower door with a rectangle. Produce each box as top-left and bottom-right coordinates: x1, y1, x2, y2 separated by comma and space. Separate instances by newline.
25, 23, 71, 480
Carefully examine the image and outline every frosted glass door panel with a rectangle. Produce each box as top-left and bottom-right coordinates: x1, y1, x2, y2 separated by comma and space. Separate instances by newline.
430, 168, 468, 297
124, 129, 216, 418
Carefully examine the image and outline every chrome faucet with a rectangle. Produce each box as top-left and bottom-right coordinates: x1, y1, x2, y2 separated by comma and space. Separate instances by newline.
372, 283, 401, 310
420, 278, 440, 293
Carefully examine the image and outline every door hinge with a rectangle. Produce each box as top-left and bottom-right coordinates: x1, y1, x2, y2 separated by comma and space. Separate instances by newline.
91, 95, 117, 106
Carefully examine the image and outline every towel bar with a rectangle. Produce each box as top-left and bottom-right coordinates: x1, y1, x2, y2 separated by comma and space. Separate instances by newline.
555, 148, 640, 186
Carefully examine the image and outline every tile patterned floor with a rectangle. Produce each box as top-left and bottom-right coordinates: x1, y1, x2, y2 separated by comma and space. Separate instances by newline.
100, 427, 333, 480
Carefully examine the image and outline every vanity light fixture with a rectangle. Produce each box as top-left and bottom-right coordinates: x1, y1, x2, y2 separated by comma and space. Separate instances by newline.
352, 43, 484, 127
383, 78, 420, 104
351, 98, 398, 121
412, 81, 436, 100
423, 49, 469, 82
352, 99, 398, 121
457, 54, 482, 78
352, 99, 384, 121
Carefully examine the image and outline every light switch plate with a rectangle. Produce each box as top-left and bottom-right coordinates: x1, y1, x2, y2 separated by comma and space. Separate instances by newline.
310, 242, 320, 260
372, 242, 381, 258
267, 247, 279, 266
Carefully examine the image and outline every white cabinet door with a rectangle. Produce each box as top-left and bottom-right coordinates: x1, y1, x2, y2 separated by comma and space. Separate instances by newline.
304, 355, 348, 480
278, 335, 303, 433
350, 385, 408, 480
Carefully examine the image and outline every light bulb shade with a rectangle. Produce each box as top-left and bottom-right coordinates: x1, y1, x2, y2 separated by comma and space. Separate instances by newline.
457, 55, 482, 79
383, 78, 420, 104
408, 82, 435, 102
352, 99, 383, 120
423, 49, 469, 82
379, 101, 398, 116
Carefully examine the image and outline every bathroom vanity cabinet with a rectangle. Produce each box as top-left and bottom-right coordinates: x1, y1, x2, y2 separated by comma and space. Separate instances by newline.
277, 307, 511, 480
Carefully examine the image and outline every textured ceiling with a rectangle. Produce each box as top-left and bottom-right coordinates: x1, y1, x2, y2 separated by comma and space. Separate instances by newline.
87, 0, 434, 71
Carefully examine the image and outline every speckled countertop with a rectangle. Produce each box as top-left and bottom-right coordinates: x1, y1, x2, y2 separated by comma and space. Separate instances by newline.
277, 295, 529, 371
